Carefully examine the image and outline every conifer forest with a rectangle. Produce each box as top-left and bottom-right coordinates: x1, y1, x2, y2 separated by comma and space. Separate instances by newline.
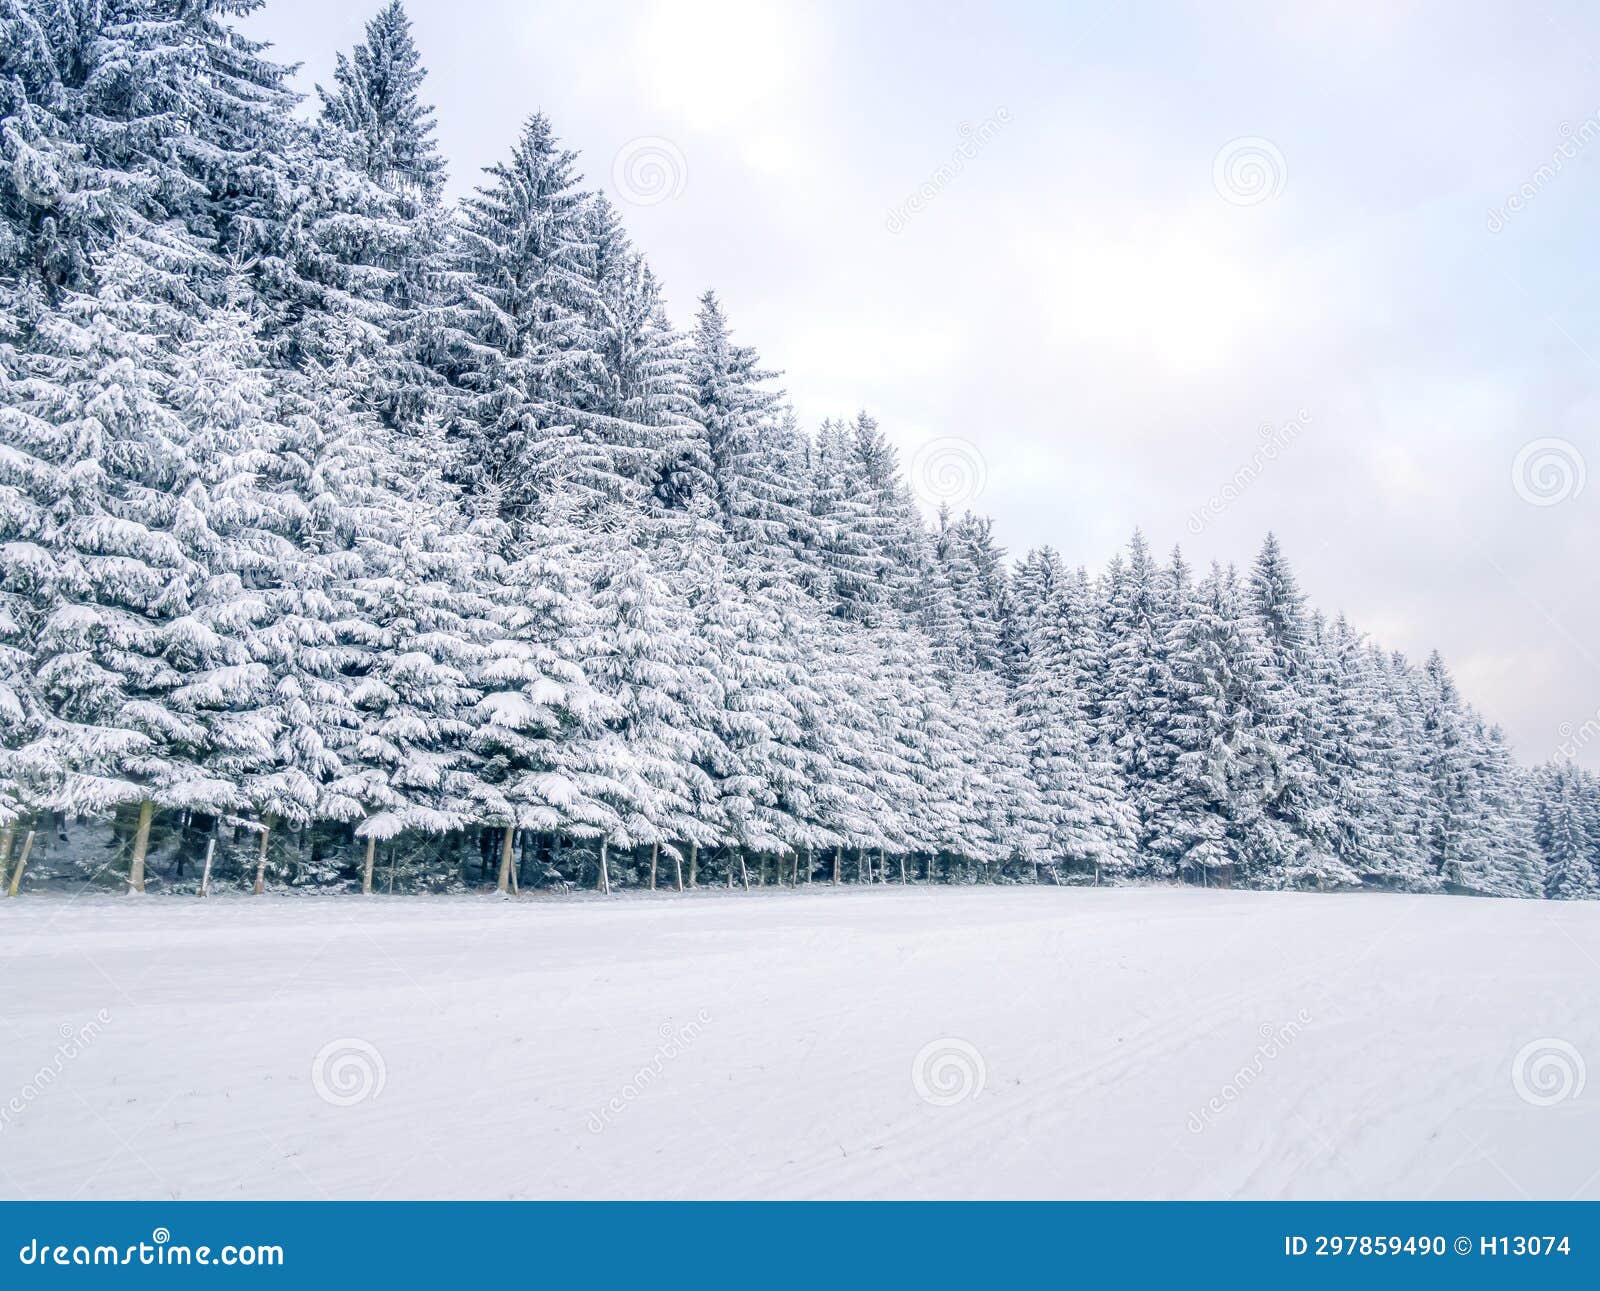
2, 0, 1596, 903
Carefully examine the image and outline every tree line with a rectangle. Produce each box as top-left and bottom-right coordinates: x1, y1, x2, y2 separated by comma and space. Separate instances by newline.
1, 1, 1595, 899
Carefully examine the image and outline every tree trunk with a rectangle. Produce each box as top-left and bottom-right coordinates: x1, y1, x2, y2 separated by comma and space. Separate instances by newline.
7, 829, 36, 898
649, 843, 658, 891
253, 813, 275, 895
833, 846, 841, 886
198, 838, 215, 898
737, 847, 750, 890
877, 847, 886, 884
672, 845, 684, 893
898, 852, 907, 883
496, 824, 515, 894
0, 822, 13, 877
599, 840, 611, 894
804, 845, 812, 884
128, 799, 154, 894
791, 848, 799, 887
362, 834, 377, 895
688, 841, 698, 889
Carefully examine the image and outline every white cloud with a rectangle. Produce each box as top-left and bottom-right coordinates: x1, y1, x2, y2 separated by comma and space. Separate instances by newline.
631, 0, 820, 132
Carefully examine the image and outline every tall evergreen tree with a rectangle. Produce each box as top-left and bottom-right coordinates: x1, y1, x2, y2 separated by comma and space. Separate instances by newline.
452, 113, 610, 516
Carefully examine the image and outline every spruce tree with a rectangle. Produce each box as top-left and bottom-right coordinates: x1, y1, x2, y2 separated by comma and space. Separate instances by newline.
452, 113, 609, 516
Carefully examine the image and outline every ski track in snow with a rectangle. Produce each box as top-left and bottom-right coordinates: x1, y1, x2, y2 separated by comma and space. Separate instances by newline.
0, 886, 1596, 1200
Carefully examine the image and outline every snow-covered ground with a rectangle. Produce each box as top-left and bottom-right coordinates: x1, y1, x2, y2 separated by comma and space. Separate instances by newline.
1, 886, 1595, 1200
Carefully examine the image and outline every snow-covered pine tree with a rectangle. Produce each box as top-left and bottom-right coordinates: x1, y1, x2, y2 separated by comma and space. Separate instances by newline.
1015, 565, 1135, 879
335, 503, 490, 873
1461, 720, 1544, 897
810, 412, 927, 629
318, 1, 445, 198
1009, 545, 1066, 678
1154, 563, 1283, 884
582, 206, 699, 508
451, 113, 610, 517
0, 0, 203, 302
1372, 648, 1438, 891
161, 282, 307, 834
573, 525, 727, 878
307, 1, 455, 429
1314, 616, 1389, 883
1416, 649, 1480, 890
1, 0, 1589, 902
1245, 533, 1338, 886
934, 510, 1011, 674
0, 246, 250, 888
464, 492, 621, 890
1535, 760, 1600, 900
686, 290, 813, 580
694, 550, 820, 871
1287, 612, 1359, 888
811, 417, 882, 621
1095, 531, 1176, 870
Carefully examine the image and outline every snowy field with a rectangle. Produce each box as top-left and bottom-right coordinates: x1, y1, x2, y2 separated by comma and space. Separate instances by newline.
1, 886, 1596, 1200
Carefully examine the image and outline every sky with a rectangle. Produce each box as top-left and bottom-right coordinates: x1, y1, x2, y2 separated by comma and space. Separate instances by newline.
244, 0, 1599, 768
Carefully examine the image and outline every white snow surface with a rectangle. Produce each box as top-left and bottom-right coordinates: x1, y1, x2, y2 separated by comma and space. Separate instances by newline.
1, 886, 1596, 1200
